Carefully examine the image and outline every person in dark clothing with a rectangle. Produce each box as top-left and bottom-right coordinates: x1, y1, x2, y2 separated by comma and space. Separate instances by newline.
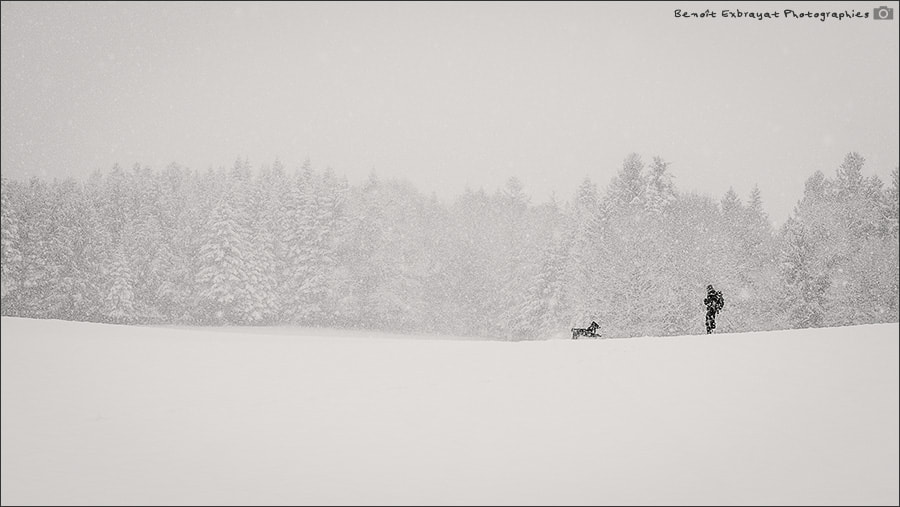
703, 284, 725, 334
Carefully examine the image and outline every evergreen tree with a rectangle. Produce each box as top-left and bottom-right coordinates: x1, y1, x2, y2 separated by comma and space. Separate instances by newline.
607, 153, 645, 211
492, 177, 535, 337
45, 178, 97, 321
0, 177, 23, 303
887, 167, 899, 236
7, 178, 58, 318
563, 178, 600, 327
644, 156, 676, 216
518, 230, 567, 338
194, 186, 253, 324
279, 164, 319, 323
103, 242, 136, 324
778, 218, 829, 329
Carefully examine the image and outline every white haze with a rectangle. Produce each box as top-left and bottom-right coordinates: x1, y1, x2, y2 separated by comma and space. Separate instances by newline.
1, 1, 898, 224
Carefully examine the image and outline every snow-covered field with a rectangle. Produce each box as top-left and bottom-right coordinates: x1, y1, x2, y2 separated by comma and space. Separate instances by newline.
1, 317, 897, 506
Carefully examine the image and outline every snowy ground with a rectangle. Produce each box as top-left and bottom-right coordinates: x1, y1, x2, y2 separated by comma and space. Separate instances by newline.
1, 317, 898, 506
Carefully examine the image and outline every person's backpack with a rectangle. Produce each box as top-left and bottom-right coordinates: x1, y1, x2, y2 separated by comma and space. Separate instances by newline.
715, 291, 725, 311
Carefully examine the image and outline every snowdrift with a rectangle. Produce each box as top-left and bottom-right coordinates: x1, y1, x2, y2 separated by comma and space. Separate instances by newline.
2, 317, 897, 505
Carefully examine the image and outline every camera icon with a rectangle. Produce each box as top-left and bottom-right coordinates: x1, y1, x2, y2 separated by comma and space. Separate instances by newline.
873, 5, 893, 20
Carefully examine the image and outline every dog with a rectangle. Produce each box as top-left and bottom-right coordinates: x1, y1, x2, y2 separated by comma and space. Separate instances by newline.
571, 321, 601, 339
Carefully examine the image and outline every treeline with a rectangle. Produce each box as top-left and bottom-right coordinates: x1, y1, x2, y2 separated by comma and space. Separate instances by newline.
0, 152, 897, 338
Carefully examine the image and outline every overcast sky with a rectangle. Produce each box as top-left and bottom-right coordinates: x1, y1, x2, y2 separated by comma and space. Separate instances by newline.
2, 1, 898, 224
